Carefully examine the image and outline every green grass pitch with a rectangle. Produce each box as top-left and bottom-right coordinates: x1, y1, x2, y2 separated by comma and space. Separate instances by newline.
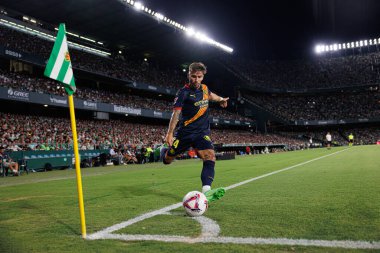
0, 145, 379, 252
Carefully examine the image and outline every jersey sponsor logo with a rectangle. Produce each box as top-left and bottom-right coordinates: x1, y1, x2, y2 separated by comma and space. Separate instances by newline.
194, 100, 209, 107
204, 135, 211, 142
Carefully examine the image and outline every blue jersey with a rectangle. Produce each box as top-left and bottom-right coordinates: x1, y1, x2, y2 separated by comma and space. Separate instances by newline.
173, 84, 211, 136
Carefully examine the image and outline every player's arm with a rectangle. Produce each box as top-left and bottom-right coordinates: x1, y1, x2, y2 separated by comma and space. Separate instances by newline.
209, 92, 229, 108
165, 109, 181, 146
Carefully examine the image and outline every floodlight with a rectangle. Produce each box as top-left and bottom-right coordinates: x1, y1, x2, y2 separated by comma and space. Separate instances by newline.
364, 40, 368, 46
195, 32, 207, 42
342, 43, 346, 49
314, 45, 322, 54
369, 39, 373, 45
155, 13, 164, 20
134, 2, 142, 10
333, 44, 338, 51
186, 27, 195, 36
359, 40, 363, 47
351, 42, 354, 48
355, 41, 359, 47
119, 0, 234, 53
338, 44, 341, 49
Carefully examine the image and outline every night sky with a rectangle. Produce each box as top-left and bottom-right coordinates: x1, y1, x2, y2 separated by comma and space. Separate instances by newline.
144, 0, 380, 59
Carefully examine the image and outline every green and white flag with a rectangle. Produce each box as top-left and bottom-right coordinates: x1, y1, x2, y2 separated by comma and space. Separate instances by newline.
44, 23, 76, 95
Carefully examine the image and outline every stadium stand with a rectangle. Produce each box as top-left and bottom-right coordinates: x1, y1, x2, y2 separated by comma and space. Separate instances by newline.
221, 53, 380, 89
277, 127, 380, 146
0, 112, 301, 151
0, 69, 251, 122
0, 25, 186, 89
244, 91, 380, 121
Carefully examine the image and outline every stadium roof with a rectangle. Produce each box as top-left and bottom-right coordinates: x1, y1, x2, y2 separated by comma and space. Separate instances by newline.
0, 0, 228, 62
1, 0, 380, 60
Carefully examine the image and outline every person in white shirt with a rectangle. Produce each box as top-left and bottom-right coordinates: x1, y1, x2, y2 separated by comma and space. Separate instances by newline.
326, 132, 332, 150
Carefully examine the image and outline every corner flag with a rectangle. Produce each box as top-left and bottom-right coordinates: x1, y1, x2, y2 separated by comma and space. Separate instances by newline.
44, 23, 86, 239
44, 23, 76, 95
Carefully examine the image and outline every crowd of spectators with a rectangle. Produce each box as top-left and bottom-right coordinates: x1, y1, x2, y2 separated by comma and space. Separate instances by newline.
0, 69, 251, 121
0, 26, 186, 89
277, 130, 346, 146
340, 127, 380, 145
212, 129, 305, 149
245, 91, 380, 121
221, 52, 380, 89
0, 112, 297, 151
278, 127, 380, 146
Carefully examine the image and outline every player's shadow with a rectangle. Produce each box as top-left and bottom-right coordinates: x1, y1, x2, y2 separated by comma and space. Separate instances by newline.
118, 184, 180, 201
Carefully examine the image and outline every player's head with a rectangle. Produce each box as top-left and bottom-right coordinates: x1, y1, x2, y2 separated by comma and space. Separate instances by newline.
188, 62, 207, 87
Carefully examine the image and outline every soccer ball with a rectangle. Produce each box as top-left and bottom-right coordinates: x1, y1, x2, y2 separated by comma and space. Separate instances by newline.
182, 191, 208, 217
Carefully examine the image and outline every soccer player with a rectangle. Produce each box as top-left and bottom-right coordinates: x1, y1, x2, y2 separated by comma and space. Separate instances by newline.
326, 132, 332, 150
161, 62, 228, 202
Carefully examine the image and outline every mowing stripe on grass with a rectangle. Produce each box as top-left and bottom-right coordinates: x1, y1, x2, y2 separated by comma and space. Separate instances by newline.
85, 148, 380, 249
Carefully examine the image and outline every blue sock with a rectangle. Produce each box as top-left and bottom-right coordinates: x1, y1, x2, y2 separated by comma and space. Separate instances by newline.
201, 160, 215, 186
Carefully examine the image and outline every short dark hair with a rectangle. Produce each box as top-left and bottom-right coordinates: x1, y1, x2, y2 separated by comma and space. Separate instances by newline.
189, 62, 207, 74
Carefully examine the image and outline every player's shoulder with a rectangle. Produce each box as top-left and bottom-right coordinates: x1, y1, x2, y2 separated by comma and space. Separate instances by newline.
176, 84, 191, 95
201, 84, 211, 93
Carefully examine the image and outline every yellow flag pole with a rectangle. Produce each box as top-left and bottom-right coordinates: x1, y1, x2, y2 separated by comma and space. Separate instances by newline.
68, 94, 87, 238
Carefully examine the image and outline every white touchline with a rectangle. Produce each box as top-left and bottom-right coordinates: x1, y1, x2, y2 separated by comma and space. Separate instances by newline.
86, 148, 380, 249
